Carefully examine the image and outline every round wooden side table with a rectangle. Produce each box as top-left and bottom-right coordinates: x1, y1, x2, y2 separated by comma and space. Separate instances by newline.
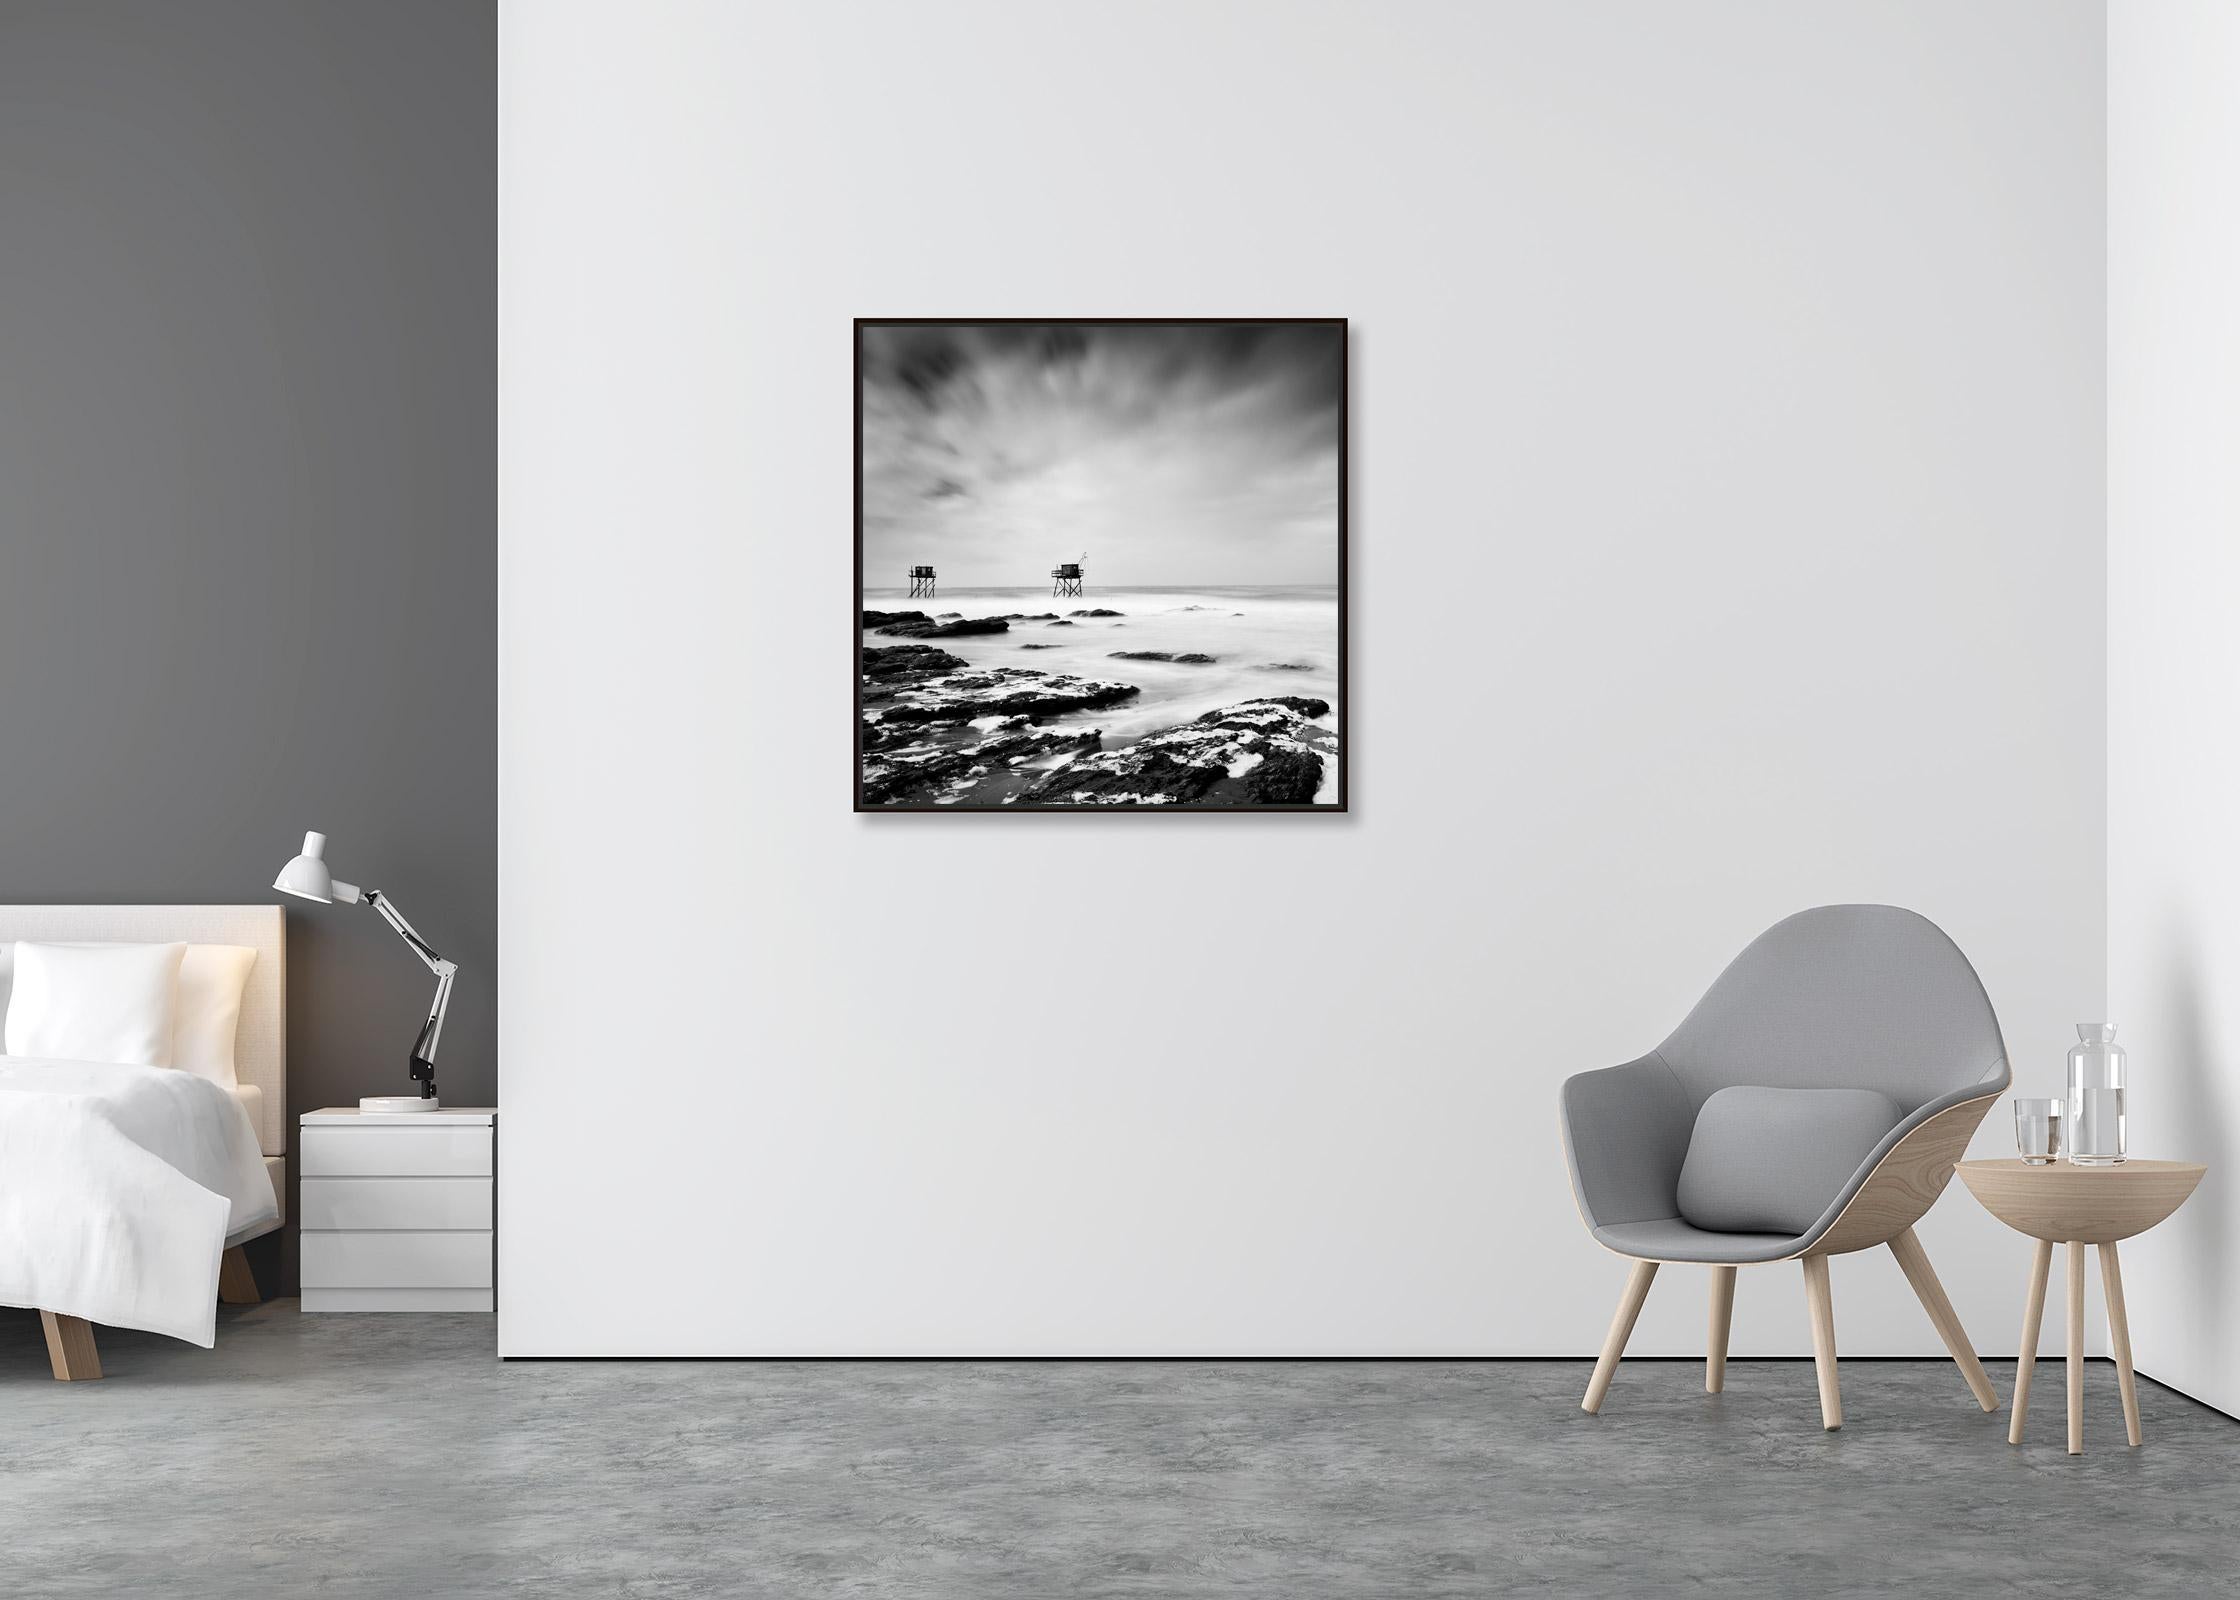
1956, 1159, 2206, 1455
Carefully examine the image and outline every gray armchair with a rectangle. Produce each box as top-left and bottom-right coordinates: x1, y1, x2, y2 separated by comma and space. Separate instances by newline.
1561, 905, 2009, 1429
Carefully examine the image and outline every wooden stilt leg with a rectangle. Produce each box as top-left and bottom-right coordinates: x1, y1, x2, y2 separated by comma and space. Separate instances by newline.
218, 1246, 261, 1306
1707, 1264, 1737, 1394
2100, 1242, 2143, 1448
40, 1311, 102, 1381
1803, 1254, 1841, 1431
2009, 1238, 2053, 1445
2067, 1240, 2086, 1456
1887, 1226, 1999, 1412
1582, 1260, 1658, 1415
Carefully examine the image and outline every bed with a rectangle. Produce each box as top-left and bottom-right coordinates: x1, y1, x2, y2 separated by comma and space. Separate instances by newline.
1, 905, 286, 1380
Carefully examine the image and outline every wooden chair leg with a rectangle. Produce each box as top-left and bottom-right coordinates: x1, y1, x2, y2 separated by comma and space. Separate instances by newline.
2067, 1240, 2086, 1456
218, 1245, 261, 1306
2100, 1242, 2143, 1448
1706, 1265, 1737, 1394
1802, 1254, 1841, 1430
40, 1311, 102, 1381
1887, 1226, 1998, 1413
1582, 1260, 1658, 1414
2010, 1238, 2053, 1445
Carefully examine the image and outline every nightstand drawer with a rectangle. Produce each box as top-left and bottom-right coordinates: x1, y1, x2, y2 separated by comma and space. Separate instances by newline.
301, 1229, 493, 1289
301, 1177, 492, 1231
302, 1125, 492, 1178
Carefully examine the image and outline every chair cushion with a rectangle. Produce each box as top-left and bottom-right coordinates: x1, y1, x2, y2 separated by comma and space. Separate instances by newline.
1676, 1085, 1902, 1236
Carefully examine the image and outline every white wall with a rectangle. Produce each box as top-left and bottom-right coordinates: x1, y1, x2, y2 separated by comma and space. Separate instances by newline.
2108, 0, 2240, 1415
499, 0, 2106, 1355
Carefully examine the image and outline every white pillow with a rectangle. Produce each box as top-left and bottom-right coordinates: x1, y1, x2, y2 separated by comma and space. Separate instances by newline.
174, 944, 257, 1088
4, 941, 186, 1067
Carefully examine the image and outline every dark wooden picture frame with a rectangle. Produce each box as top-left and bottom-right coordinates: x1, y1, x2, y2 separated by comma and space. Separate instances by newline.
851, 315, 1344, 811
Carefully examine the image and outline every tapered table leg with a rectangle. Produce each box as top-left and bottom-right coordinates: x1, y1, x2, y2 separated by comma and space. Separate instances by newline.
2009, 1238, 2052, 1445
2066, 1240, 2086, 1456
1707, 1265, 1736, 1394
1583, 1260, 1658, 1415
2100, 1242, 2143, 1447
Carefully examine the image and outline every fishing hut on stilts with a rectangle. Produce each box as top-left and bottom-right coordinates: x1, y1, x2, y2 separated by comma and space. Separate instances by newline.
1050, 552, 1086, 600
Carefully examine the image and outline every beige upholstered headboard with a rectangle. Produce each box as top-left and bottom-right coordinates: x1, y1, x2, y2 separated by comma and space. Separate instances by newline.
0, 905, 285, 1156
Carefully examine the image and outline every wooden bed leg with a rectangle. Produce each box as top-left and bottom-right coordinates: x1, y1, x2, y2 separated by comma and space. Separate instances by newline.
40, 1311, 103, 1381
219, 1245, 262, 1306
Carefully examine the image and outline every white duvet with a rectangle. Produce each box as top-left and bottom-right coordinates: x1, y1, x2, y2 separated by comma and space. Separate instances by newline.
0, 1058, 278, 1346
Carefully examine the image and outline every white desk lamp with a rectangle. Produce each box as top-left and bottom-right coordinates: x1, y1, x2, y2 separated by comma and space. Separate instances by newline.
272, 830, 457, 1113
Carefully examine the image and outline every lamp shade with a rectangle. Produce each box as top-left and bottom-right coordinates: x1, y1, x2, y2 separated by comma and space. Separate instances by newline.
274, 831, 362, 905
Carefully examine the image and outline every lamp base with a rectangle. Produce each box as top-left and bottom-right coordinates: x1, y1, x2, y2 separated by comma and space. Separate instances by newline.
360, 1095, 441, 1114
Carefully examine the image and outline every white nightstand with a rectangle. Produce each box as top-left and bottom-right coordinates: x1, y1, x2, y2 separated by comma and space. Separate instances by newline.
300, 1106, 495, 1312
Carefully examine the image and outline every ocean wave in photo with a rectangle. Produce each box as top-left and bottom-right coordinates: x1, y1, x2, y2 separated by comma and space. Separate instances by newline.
859, 585, 1340, 807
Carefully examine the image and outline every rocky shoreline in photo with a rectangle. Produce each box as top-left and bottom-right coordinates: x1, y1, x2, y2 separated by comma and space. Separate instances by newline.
865, 607, 1123, 638
1017, 696, 1333, 805
861, 610, 1337, 806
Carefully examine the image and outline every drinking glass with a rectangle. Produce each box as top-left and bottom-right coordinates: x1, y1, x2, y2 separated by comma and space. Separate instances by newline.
2014, 1098, 2062, 1165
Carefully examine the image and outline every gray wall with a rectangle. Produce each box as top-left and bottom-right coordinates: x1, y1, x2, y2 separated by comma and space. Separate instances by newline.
0, 0, 495, 1293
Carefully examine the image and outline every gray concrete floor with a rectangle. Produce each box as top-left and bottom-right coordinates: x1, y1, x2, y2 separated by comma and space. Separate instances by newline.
4, 1303, 2237, 1598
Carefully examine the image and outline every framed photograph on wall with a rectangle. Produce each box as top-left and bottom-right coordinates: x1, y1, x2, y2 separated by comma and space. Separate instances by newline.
855, 318, 1348, 812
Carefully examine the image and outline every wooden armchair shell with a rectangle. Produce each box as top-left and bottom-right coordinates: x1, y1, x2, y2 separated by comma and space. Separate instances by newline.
1561, 906, 2010, 1429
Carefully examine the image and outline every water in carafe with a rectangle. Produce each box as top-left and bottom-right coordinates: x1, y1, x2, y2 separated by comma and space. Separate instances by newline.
2066, 1023, 2126, 1165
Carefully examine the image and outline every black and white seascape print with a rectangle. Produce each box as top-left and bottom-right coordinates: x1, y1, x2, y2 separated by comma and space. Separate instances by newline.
856, 319, 1346, 811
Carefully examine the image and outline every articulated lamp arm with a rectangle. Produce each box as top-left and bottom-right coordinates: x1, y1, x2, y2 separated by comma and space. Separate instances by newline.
363, 890, 459, 1099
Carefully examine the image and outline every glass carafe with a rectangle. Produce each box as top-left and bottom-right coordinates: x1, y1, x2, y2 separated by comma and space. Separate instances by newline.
2066, 1023, 2127, 1165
